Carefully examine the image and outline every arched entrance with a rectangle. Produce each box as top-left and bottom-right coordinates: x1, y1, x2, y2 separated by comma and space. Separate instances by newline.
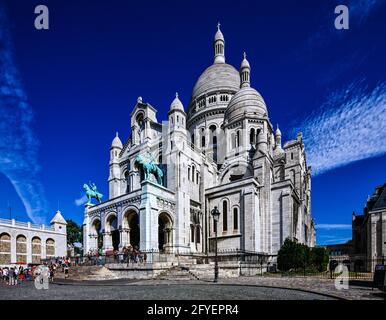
106, 214, 120, 251
123, 210, 140, 249
91, 218, 103, 250
158, 212, 173, 252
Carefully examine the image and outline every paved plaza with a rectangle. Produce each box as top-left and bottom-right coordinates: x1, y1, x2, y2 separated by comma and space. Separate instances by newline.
0, 276, 384, 300
0, 280, 334, 300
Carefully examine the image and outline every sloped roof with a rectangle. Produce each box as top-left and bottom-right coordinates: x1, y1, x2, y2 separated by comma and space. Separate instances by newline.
50, 210, 67, 225
372, 183, 386, 210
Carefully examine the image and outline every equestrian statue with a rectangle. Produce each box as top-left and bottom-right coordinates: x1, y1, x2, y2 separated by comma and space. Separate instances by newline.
83, 182, 103, 205
134, 154, 164, 186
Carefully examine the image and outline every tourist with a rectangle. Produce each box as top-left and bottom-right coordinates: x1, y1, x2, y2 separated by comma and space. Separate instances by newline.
14, 267, 19, 285
64, 264, 69, 278
8, 267, 15, 286
3, 268, 9, 284
49, 266, 54, 282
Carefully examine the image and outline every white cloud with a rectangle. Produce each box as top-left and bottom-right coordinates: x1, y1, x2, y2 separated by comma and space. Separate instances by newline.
74, 195, 88, 206
316, 224, 352, 230
319, 237, 351, 244
295, 81, 386, 176
0, 7, 48, 224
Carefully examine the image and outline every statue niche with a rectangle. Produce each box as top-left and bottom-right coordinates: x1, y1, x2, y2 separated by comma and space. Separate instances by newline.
134, 154, 164, 186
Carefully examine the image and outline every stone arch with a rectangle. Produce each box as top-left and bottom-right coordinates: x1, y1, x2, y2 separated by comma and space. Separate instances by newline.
46, 238, 55, 258
90, 217, 102, 250
16, 234, 27, 263
158, 211, 173, 252
0, 232, 11, 264
105, 212, 119, 250
220, 161, 253, 183
122, 208, 140, 249
31, 236, 42, 264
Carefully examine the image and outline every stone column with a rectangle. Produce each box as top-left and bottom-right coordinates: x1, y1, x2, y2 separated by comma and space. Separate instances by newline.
103, 232, 113, 251
26, 236, 32, 264
41, 238, 47, 260
119, 228, 130, 248
10, 234, 16, 264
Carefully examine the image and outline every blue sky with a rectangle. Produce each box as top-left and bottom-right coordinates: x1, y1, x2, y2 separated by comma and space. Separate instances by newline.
0, 0, 385, 245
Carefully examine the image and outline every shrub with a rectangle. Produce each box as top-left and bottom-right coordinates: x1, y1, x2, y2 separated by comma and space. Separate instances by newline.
277, 238, 327, 272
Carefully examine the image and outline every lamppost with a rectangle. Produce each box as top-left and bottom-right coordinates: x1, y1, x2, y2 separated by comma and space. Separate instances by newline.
211, 206, 220, 282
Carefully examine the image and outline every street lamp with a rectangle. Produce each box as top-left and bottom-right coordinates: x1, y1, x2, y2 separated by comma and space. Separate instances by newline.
211, 206, 220, 282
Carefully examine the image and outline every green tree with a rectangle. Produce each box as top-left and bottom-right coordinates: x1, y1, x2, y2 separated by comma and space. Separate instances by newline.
66, 219, 82, 246
310, 246, 329, 272
277, 238, 329, 272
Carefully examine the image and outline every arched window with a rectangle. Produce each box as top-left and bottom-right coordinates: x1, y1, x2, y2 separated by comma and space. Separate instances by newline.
223, 201, 228, 232
0, 233, 11, 264
233, 208, 238, 230
196, 172, 199, 184
201, 128, 205, 148
32, 237, 42, 264
192, 166, 195, 183
16, 235, 27, 263
125, 171, 130, 193
190, 225, 195, 242
236, 130, 241, 148
188, 167, 191, 181
191, 133, 195, 149
250, 128, 255, 145
196, 227, 201, 244
46, 239, 55, 258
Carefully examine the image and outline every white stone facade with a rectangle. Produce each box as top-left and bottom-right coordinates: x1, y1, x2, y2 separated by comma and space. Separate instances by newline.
0, 211, 67, 265
83, 25, 316, 259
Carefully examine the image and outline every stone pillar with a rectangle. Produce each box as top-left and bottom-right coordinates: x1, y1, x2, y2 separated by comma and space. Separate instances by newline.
103, 232, 113, 251
119, 228, 130, 249
139, 181, 161, 251
10, 234, 17, 264
41, 238, 47, 260
26, 236, 32, 264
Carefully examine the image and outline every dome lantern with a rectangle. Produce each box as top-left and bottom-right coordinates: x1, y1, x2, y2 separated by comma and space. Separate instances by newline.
214, 22, 225, 64
240, 52, 251, 88
111, 132, 123, 149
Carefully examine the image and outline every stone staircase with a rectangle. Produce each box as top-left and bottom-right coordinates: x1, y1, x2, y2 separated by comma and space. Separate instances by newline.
55, 265, 118, 281
156, 266, 200, 281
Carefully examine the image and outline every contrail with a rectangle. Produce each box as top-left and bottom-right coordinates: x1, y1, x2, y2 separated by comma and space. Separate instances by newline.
0, 6, 48, 224
294, 81, 386, 176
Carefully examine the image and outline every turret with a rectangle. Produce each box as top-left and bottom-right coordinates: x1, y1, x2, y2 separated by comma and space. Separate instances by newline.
50, 210, 67, 234
168, 92, 186, 130
109, 132, 122, 198
275, 124, 282, 149
240, 52, 250, 88
214, 23, 225, 64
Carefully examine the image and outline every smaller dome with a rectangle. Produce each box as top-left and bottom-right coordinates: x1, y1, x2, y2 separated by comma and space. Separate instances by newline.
225, 87, 268, 122
111, 132, 123, 149
170, 92, 184, 112
241, 52, 250, 69
275, 125, 282, 136
214, 23, 224, 41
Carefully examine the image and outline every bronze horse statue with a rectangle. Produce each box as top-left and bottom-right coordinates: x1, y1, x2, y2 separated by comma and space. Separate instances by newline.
134, 154, 164, 185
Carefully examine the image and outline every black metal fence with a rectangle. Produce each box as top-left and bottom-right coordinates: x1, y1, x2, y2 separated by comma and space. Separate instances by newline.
268, 257, 384, 280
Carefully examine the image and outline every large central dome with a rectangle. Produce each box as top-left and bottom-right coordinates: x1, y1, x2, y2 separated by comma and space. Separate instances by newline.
190, 63, 240, 103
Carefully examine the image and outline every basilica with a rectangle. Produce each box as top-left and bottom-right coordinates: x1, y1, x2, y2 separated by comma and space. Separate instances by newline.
83, 25, 316, 260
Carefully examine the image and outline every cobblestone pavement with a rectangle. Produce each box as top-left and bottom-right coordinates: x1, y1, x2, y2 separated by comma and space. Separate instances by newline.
218, 276, 385, 300
0, 280, 334, 300
1, 276, 383, 300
